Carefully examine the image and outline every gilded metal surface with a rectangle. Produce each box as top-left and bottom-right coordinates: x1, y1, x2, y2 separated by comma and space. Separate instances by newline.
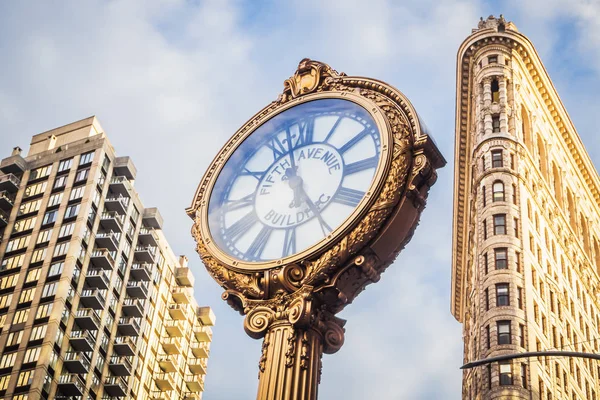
187, 59, 445, 400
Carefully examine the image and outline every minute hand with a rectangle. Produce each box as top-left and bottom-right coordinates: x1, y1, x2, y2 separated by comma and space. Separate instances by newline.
300, 187, 332, 236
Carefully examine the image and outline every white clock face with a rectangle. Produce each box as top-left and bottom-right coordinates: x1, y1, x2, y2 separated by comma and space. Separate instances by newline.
208, 98, 382, 262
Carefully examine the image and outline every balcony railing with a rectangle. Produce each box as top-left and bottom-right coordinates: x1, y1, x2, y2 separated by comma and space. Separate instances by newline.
104, 376, 128, 397
57, 373, 85, 396
138, 227, 158, 246
168, 303, 188, 320
74, 308, 101, 330
69, 329, 96, 352
85, 268, 111, 290
113, 336, 136, 356
95, 232, 120, 252
157, 354, 178, 373
0, 209, 7, 228
130, 263, 153, 281
100, 211, 124, 232
105, 194, 130, 215
193, 325, 212, 342
63, 351, 91, 373
0, 190, 15, 210
164, 320, 185, 337
184, 373, 204, 392
90, 248, 116, 270
190, 340, 210, 359
161, 336, 182, 355
117, 317, 141, 336
172, 287, 192, 304
122, 297, 144, 317
187, 357, 207, 375
0, 173, 20, 193
109, 355, 133, 376
109, 176, 132, 197
126, 281, 149, 299
80, 288, 106, 309
134, 245, 157, 263
154, 372, 175, 391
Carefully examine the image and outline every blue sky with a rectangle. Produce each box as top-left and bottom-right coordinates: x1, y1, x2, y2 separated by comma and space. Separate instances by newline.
1, 1, 599, 399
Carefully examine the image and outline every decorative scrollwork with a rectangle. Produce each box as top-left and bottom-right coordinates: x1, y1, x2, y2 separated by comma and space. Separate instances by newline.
321, 319, 345, 354
244, 307, 275, 339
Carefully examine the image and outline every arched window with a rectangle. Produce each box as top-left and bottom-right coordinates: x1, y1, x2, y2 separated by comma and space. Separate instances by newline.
552, 163, 563, 207
520, 106, 533, 154
536, 135, 548, 179
594, 238, 600, 276
567, 189, 577, 232
580, 215, 591, 258
493, 181, 505, 202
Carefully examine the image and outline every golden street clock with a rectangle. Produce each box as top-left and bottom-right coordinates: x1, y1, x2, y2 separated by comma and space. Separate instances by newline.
187, 59, 445, 400
206, 95, 389, 269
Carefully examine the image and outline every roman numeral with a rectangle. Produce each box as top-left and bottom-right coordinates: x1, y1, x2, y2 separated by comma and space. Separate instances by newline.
224, 212, 258, 242
344, 156, 378, 175
339, 128, 369, 153
222, 194, 254, 213
246, 225, 271, 260
265, 136, 287, 160
239, 168, 265, 181
323, 116, 343, 143
333, 187, 365, 207
297, 118, 315, 146
283, 227, 296, 257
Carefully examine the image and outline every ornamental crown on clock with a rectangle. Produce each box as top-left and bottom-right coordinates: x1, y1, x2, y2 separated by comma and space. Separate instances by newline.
208, 98, 381, 263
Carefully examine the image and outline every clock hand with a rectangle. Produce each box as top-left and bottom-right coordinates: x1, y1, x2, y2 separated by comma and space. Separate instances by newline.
299, 184, 332, 236
285, 129, 297, 171
285, 168, 303, 208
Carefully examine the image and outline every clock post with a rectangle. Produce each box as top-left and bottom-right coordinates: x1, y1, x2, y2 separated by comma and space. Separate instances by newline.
188, 59, 446, 400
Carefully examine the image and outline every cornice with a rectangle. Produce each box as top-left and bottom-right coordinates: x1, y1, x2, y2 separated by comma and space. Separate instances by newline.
452, 26, 600, 321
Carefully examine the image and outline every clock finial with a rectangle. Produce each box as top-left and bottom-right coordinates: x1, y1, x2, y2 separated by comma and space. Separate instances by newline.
281, 59, 345, 102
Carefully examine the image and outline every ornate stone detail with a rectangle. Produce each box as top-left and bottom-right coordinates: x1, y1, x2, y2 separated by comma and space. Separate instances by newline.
281, 58, 345, 102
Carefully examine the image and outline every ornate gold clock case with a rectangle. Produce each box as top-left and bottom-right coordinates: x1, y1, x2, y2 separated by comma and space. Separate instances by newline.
187, 59, 445, 400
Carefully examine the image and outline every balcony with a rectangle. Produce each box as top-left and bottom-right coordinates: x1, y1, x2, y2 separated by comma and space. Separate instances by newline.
0, 209, 7, 228
90, 248, 115, 270
104, 376, 128, 397
126, 281, 149, 299
183, 393, 201, 400
0, 173, 20, 193
109, 355, 132, 376
117, 317, 141, 336
105, 195, 129, 215
161, 336, 182, 355
138, 227, 158, 246
188, 357, 207, 375
122, 298, 144, 317
113, 336, 136, 356
57, 373, 85, 396
150, 392, 169, 400
134, 245, 156, 263
63, 351, 91, 373
113, 156, 137, 180
69, 330, 96, 352
100, 211, 124, 232
172, 287, 192, 304
109, 176, 132, 197
193, 325, 212, 343
95, 232, 120, 252
142, 207, 163, 229
190, 341, 210, 358
168, 303, 188, 321
165, 320, 185, 337
157, 354, 178, 373
130, 263, 153, 281
196, 306, 216, 326
175, 267, 194, 287
85, 268, 110, 290
80, 288, 106, 309
0, 153, 27, 174
154, 372, 175, 391
0, 191, 15, 210
74, 308, 101, 330
185, 374, 204, 392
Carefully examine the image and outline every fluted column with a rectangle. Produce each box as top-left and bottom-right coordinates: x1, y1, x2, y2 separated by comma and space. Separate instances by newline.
243, 293, 345, 400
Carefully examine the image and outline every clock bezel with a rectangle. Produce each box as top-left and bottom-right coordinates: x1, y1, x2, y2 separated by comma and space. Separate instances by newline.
197, 91, 393, 272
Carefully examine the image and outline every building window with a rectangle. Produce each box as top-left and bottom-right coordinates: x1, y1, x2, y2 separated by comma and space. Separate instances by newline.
483, 253, 489, 274
487, 364, 492, 389
48, 262, 64, 277
13, 309, 30, 325
491, 150, 503, 167
19, 199, 41, 215
24, 181, 47, 198
496, 284, 510, 306
70, 186, 85, 200
486, 325, 491, 349
75, 168, 89, 183
485, 288, 489, 310
499, 361, 513, 385
58, 223, 75, 238
483, 219, 488, 240
482, 186, 487, 207
64, 204, 80, 219
492, 115, 500, 132
30, 248, 46, 263
495, 248, 507, 269
517, 286, 523, 309
29, 164, 52, 181
48, 192, 63, 207
521, 364, 527, 388
79, 151, 95, 165
16, 370, 34, 387
491, 79, 500, 103
36, 228, 53, 244
6, 235, 30, 252
493, 181, 505, 201
58, 158, 73, 172
520, 324, 526, 347
488, 55, 498, 64
42, 210, 58, 225
498, 320, 512, 345
53, 175, 68, 189
514, 218, 519, 237
53, 242, 69, 257
13, 216, 37, 233
493, 214, 506, 234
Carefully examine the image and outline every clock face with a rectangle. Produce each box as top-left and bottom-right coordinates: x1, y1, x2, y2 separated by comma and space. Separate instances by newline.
207, 98, 382, 263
